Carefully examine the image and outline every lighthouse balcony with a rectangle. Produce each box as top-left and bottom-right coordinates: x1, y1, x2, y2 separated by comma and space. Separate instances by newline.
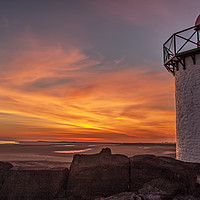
163, 25, 200, 75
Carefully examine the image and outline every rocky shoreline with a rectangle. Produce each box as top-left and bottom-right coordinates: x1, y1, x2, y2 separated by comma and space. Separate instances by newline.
0, 148, 200, 200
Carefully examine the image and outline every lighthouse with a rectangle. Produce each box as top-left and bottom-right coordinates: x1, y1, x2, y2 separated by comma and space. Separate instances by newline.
163, 15, 200, 163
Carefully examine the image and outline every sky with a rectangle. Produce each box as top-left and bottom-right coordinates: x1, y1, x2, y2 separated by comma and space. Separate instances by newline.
0, 0, 199, 143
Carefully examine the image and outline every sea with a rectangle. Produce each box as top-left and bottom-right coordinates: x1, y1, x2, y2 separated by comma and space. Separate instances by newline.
0, 141, 176, 169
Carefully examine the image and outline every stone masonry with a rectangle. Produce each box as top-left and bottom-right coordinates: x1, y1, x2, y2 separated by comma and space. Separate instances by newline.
175, 53, 200, 163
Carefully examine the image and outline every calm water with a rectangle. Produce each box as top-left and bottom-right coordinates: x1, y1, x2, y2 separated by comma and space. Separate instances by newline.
0, 141, 175, 169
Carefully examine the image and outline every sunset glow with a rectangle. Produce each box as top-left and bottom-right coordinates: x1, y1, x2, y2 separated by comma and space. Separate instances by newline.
0, 0, 199, 142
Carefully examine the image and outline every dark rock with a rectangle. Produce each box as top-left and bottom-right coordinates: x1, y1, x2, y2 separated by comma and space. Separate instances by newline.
55, 168, 69, 199
0, 168, 69, 200
0, 152, 199, 200
100, 148, 112, 155
130, 155, 198, 198
173, 195, 200, 200
96, 191, 163, 200
114, 190, 165, 200
97, 192, 200, 200
95, 192, 134, 200
67, 148, 129, 199
139, 183, 168, 200
0, 161, 13, 190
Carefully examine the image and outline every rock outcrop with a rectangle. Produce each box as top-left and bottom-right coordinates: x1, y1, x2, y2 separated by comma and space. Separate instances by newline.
96, 192, 200, 200
95, 152, 200, 200
95, 192, 133, 200
0, 161, 13, 190
0, 168, 69, 200
67, 148, 129, 199
130, 155, 199, 198
0, 149, 200, 200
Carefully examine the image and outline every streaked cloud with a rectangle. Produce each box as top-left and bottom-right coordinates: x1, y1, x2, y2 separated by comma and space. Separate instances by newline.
1, 0, 191, 142
0, 36, 175, 142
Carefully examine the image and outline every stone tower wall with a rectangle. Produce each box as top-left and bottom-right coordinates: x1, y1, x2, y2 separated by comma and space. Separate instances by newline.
175, 53, 200, 163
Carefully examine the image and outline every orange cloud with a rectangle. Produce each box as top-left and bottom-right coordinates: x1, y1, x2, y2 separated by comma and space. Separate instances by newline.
0, 37, 175, 142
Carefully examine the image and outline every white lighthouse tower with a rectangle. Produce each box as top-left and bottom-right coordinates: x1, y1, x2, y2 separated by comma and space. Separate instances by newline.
163, 15, 200, 163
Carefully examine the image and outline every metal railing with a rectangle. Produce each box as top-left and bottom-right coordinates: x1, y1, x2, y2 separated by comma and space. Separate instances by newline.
163, 25, 200, 74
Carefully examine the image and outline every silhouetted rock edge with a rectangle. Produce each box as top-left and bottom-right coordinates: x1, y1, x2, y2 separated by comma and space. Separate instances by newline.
0, 148, 199, 200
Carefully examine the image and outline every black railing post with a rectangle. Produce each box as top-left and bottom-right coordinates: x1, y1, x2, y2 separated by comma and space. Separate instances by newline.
174, 34, 176, 55
163, 45, 165, 63
197, 27, 200, 47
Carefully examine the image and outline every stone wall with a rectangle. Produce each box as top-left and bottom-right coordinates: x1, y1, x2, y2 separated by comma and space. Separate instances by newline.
175, 52, 200, 163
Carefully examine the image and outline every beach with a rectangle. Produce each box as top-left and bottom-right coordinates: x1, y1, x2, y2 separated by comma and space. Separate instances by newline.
0, 141, 175, 169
